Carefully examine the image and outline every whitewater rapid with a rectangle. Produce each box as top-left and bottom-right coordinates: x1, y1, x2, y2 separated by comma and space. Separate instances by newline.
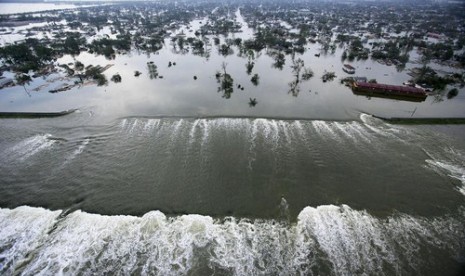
0, 204, 464, 275
1, 115, 465, 275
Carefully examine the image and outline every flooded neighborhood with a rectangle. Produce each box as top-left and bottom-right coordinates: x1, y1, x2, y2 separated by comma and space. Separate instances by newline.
0, 0, 464, 119
1, 0, 465, 275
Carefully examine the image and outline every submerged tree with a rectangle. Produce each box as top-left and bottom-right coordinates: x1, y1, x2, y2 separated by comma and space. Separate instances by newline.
291, 58, 305, 79
302, 68, 314, 81
74, 61, 85, 71
246, 61, 254, 75
288, 79, 300, 97
272, 52, 286, 70
111, 73, 122, 83
84, 65, 108, 86
288, 58, 313, 96
322, 71, 337, 82
15, 73, 32, 97
147, 62, 159, 79
447, 88, 458, 99
219, 43, 233, 56
341, 51, 348, 61
15, 73, 32, 85
251, 74, 259, 86
249, 98, 258, 107
216, 62, 234, 99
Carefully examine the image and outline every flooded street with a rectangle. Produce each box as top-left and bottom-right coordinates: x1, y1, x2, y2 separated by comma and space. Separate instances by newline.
1, 3, 465, 275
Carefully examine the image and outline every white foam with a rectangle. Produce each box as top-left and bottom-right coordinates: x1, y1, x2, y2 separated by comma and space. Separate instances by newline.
120, 119, 127, 129
249, 119, 259, 142
333, 122, 358, 143
298, 205, 397, 275
200, 119, 210, 146
359, 113, 374, 125
0, 206, 61, 275
64, 138, 90, 164
348, 122, 374, 143
278, 120, 291, 145
2, 205, 463, 275
253, 119, 271, 141
6, 134, 56, 161
74, 138, 90, 156
360, 114, 393, 138
247, 119, 261, 169
144, 119, 161, 132
424, 147, 465, 196
292, 120, 305, 137
426, 159, 465, 196
312, 120, 341, 142
188, 119, 200, 144
169, 119, 184, 143
128, 119, 140, 134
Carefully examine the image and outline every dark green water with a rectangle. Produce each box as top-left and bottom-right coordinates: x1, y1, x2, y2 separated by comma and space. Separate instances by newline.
1, 112, 465, 275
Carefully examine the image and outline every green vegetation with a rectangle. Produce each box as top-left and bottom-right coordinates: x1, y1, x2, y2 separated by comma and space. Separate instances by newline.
287, 58, 314, 96
251, 74, 259, 86
414, 66, 454, 91
447, 88, 459, 99
249, 98, 258, 107
371, 40, 409, 66
111, 74, 122, 83
0, 39, 54, 73
246, 61, 254, 75
337, 35, 369, 61
216, 62, 234, 99
74, 61, 85, 71
84, 65, 107, 86
322, 71, 336, 83
15, 73, 32, 85
271, 52, 285, 70
0, 0, 463, 101
302, 68, 314, 81
147, 62, 159, 79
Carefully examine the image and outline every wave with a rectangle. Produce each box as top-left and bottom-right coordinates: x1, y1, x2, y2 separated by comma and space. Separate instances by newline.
63, 138, 91, 164
1, 116, 416, 165
1, 116, 444, 173
1, 205, 464, 275
115, 116, 405, 148
3, 134, 56, 162
425, 147, 465, 196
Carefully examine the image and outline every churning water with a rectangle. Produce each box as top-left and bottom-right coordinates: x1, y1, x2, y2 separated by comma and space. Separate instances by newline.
1, 114, 465, 275
1, 204, 464, 275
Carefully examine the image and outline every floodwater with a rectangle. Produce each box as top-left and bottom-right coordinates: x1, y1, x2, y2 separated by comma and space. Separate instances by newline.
0, 3, 95, 15
1, 114, 465, 275
1, 10, 464, 120
1, 7, 465, 276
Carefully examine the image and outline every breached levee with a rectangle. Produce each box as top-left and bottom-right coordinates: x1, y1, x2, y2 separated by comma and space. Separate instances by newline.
1, 205, 464, 275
